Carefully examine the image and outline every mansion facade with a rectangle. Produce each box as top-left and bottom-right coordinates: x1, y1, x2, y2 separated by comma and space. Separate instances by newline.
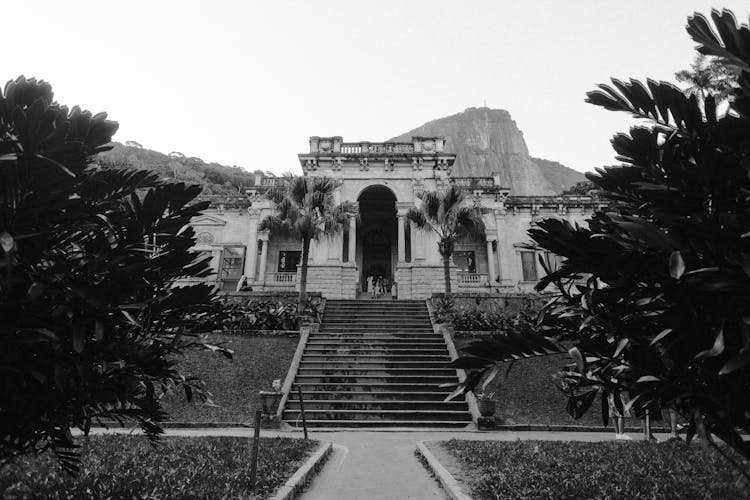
189, 136, 601, 299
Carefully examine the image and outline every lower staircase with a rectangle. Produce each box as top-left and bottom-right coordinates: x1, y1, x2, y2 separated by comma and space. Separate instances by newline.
282, 300, 471, 427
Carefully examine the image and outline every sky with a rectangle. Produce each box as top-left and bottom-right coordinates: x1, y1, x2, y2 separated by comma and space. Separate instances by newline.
5, 1, 750, 175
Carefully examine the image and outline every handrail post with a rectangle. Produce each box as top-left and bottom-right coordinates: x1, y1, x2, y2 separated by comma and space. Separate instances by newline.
297, 385, 309, 440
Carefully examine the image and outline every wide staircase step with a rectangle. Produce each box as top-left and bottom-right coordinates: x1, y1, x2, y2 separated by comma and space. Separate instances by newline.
281, 299, 471, 428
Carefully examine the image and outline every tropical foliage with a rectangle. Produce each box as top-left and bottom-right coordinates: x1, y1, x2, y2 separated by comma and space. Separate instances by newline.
195, 297, 322, 332
260, 176, 354, 310
407, 185, 485, 293
0, 77, 230, 471
450, 9, 750, 463
675, 53, 740, 103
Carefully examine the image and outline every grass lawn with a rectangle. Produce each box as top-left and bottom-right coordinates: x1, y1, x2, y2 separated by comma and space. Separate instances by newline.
438, 439, 750, 500
162, 334, 298, 423
454, 340, 654, 428
0, 434, 318, 499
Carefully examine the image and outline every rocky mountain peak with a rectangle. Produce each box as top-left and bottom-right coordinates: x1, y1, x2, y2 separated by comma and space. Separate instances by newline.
390, 108, 584, 196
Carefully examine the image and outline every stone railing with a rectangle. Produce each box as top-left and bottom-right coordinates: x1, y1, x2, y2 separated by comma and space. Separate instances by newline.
340, 142, 415, 154
266, 272, 297, 284
260, 177, 288, 187
457, 273, 489, 287
451, 177, 496, 189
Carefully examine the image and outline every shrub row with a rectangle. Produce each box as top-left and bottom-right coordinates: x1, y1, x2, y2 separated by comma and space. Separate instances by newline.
434, 294, 538, 332
190, 297, 321, 332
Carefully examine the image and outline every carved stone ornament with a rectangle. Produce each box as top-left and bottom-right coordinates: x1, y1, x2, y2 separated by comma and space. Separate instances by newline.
196, 231, 215, 244
305, 158, 318, 170
359, 158, 369, 171
319, 140, 332, 152
422, 140, 434, 152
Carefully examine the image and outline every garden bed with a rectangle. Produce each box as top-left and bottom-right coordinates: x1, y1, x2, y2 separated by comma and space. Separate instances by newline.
162, 334, 298, 423
432, 439, 749, 499
453, 339, 605, 427
0, 435, 318, 499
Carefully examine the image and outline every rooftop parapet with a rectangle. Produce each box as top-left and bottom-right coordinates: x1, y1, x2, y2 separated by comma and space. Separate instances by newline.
308, 136, 446, 155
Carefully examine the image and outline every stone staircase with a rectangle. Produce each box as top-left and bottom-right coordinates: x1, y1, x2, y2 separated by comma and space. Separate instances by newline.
282, 300, 471, 427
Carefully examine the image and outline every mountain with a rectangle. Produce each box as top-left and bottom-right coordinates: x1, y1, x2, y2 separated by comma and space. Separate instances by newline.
389, 107, 586, 196
97, 142, 263, 196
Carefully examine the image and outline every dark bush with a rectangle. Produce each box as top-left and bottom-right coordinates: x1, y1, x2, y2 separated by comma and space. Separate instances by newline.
193, 297, 322, 333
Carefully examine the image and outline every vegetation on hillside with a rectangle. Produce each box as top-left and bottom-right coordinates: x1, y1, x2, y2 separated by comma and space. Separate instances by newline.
98, 142, 267, 196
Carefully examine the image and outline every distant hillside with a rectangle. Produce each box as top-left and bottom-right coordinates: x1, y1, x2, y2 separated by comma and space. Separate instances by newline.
531, 157, 587, 195
97, 142, 262, 196
390, 107, 586, 195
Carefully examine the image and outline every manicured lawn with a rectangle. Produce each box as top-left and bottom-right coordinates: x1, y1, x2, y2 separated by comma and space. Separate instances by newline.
438, 439, 750, 500
163, 334, 298, 423
0, 435, 318, 499
454, 340, 652, 428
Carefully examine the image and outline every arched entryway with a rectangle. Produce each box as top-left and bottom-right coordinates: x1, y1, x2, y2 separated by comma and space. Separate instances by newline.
357, 185, 397, 293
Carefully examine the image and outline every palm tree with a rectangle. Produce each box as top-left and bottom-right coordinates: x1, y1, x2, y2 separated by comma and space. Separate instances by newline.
675, 53, 738, 103
259, 176, 354, 310
406, 185, 485, 293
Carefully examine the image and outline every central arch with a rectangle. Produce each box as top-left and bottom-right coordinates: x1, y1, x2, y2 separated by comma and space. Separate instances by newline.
357, 185, 397, 294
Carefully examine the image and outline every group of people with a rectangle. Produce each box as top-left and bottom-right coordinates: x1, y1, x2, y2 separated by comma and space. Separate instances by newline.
366, 275, 397, 300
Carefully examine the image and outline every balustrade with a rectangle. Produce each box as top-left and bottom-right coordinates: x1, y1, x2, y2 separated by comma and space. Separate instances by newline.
457, 272, 489, 287
339, 142, 414, 154
268, 272, 297, 284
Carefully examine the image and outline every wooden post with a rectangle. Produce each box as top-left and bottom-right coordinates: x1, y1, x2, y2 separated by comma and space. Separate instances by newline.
297, 385, 309, 440
249, 410, 262, 489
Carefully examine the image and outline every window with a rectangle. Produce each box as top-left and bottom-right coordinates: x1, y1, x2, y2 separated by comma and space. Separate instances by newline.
277, 250, 301, 273
520, 251, 538, 281
219, 246, 245, 280
454, 251, 476, 273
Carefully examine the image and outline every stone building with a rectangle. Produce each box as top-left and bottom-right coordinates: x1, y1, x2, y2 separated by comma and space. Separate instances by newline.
188, 136, 601, 299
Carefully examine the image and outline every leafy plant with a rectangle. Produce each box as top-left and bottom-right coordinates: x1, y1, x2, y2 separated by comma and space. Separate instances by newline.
407, 186, 485, 293
193, 297, 321, 332
0, 77, 231, 472
433, 294, 456, 323
475, 392, 496, 402
260, 176, 355, 311
448, 9, 750, 465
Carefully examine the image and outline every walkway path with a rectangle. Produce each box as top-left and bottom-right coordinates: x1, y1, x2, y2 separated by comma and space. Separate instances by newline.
89, 427, 671, 500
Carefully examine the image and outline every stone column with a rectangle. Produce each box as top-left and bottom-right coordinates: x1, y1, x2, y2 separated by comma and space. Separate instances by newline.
486, 238, 497, 285
348, 215, 356, 263
494, 209, 506, 283
258, 232, 269, 283
409, 222, 416, 263
397, 214, 406, 263
244, 210, 260, 281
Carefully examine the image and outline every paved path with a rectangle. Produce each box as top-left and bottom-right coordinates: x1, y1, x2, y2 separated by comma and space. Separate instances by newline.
89, 427, 671, 500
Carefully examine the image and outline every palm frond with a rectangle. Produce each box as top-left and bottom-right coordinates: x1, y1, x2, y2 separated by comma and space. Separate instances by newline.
259, 214, 290, 235
310, 176, 338, 195
454, 206, 486, 240
441, 185, 464, 214
418, 191, 441, 220
288, 176, 308, 204
406, 207, 431, 230
265, 186, 287, 206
